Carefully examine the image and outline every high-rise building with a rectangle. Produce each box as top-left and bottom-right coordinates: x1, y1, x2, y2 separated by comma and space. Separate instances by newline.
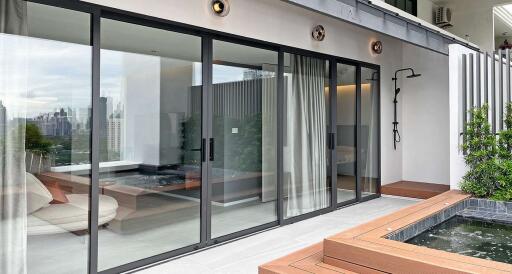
29, 108, 72, 137
107, 117, 121, 153
0, 101, 6, 139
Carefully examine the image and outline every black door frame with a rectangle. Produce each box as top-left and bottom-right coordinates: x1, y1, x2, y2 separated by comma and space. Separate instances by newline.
23, 1, 381, 273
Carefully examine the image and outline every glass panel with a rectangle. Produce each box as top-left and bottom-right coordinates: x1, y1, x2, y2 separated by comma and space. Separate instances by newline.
210, 40, 278, 238
0, 2, 91, 274
336, 63, 357, 203
283, 53, 330, 219
98, 19, 202, 270
361, 67, 380, 197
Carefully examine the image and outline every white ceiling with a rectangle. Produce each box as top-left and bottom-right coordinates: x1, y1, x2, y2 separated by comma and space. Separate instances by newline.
27, 2, 90, 45
495, 14, 512, 37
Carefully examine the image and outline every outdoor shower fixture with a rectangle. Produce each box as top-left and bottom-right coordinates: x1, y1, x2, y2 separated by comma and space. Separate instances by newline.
392, 68, 421, 150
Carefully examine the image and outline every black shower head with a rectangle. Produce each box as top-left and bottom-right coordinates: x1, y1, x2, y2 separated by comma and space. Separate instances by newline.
406, 73, 422, 78
393, 68, 421, 80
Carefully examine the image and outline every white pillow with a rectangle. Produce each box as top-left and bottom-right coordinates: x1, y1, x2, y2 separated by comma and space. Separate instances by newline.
26, 172, 52, 214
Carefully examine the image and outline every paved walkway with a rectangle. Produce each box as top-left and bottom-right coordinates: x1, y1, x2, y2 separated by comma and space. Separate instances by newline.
134, 196, 418, 274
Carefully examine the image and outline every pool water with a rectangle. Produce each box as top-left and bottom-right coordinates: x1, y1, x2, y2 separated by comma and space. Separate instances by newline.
99, 170, 187, 189
406, 216, 512, 264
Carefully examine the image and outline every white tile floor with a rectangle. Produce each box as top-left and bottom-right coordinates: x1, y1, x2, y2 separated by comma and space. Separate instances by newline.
133, 196, 418, 274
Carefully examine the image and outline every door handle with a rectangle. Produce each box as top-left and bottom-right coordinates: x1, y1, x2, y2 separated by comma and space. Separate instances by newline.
201, 138, 206, 162
209, 138, 215, 161
328, 133, 335, 150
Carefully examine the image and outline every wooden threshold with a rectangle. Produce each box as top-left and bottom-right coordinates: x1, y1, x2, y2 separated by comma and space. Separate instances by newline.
381, 180, 450, 199
259, 243, 377, 274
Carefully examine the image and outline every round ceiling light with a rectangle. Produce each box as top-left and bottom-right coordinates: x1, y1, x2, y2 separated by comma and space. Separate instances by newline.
312, 25, 326, 41
211, 0, 230, 17
372, 41, 383, 54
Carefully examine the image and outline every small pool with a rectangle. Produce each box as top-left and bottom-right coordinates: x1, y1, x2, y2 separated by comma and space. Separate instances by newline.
100, 171, 187, 188
407, 216, 512, 264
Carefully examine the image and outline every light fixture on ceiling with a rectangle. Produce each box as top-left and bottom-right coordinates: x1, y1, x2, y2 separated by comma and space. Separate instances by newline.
371, 41, 383, 54
312, 25, 325, 41
211, 0, 230, 17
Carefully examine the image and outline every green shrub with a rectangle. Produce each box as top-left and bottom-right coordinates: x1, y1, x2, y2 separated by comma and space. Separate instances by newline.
493, 160, 512, 201
495, 103, 512, 201
460, 105, 499, 197
462, 103, 512, 201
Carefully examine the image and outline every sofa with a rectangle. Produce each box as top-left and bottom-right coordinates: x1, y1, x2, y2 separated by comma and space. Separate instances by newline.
26, 172, 118, 236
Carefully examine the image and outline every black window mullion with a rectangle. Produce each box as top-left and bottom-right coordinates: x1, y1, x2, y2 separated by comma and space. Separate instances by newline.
89, 8, 101, 274
329, 59, 337, 210
356, 65, 362, 201
277, 49, 285, 225
201, 36, 213, 247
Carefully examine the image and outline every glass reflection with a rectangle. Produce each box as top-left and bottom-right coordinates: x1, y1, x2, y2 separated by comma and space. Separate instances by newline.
210, 40, 278, 238
98, 19, 202, 270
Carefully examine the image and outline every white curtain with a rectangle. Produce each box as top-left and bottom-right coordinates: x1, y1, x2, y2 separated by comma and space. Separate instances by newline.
261, 65, 277, 202
0, 0, 28, 273
361, 77, 379, 194
286, 55, 328, 217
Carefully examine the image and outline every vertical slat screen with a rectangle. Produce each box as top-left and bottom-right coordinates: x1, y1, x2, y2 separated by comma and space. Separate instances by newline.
492, 52, 496, 133
505, 49, 511, 105
469, 53, 474, 112
462, 54, 467, 137
500, 49, 504, 130
476, 52, 481, 107
460, 49, 512, 144
484, 53, 489, 105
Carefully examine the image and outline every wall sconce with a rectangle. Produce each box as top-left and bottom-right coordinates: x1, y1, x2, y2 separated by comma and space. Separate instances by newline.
211, 0, 230, 17
371, 41, 383, 54
312, 25, 326, 41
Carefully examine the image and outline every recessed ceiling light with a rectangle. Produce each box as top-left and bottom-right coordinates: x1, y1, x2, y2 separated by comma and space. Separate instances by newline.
211, 0, 230, 17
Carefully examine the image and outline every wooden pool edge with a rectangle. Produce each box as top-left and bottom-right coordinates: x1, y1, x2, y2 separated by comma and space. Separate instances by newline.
260, 191, 512, 274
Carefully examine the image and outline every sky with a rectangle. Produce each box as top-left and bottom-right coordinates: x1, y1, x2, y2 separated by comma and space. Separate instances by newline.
0, 33, 268, 121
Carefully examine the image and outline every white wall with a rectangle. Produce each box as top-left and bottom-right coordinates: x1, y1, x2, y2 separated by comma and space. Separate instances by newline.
122, 54, 161, 165
417, 0, 434, 24
401, 43, 450, 184
448, 44, 478, 190
84, 0, 454, 186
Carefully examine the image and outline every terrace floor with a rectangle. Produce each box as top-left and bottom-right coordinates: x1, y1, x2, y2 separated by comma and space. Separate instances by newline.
134, 195, 418, 274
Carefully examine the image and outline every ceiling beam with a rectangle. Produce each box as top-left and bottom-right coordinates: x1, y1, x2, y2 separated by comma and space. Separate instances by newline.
283, 0, 480, 55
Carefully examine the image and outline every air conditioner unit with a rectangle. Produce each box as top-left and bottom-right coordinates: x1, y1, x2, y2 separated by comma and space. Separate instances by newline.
435, 7, 453, 28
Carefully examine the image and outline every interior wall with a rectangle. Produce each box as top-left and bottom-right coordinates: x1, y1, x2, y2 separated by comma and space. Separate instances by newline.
159, 59, 195, 166
123, 53, 161, 165
401, 43, 450, 185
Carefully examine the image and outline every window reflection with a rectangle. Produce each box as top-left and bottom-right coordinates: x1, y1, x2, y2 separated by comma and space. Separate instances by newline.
97, 19, 202, 271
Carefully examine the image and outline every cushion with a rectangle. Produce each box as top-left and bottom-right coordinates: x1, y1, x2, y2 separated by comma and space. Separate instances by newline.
26, 172, 53, 214
45, 181, 69, 204
31, 194, 118, 226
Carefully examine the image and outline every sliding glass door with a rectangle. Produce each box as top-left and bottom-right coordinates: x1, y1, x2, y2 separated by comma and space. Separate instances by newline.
361, 67, 380, 197
334, 62, 380, 204
283, 53, 331, 219
210, 40, 278, 238
335, 63, 358, 204
98, 19, 203, 270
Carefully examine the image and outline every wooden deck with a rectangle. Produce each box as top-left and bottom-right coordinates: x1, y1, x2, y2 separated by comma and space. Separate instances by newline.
381, 181, 450, 199
259, 243, 362, 274
260, 191, 512, 274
